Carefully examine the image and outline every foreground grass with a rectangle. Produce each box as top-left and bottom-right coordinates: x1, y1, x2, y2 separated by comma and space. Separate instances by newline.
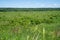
0, 11, 60, 40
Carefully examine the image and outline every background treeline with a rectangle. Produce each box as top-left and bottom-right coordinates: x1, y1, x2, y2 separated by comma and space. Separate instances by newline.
0, 8, 60, 12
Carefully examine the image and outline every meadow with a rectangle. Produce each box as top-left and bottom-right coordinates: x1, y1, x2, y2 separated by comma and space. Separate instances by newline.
0, 11, 60, 40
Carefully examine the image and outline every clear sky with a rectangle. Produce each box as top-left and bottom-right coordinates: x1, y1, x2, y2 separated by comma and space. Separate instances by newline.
0, 0, 60, 8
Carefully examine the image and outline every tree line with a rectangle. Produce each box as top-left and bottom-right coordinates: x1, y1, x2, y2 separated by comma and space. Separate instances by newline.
0, 8, 60, 12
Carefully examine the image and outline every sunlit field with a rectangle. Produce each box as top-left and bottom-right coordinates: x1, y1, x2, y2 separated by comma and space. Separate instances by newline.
0, 11, 60, 40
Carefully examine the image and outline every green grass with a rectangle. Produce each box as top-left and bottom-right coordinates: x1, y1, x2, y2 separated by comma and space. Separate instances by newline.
0, 11, 60, 40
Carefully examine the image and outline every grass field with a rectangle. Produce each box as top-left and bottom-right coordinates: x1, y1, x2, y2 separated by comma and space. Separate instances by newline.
0, 11, 60, 40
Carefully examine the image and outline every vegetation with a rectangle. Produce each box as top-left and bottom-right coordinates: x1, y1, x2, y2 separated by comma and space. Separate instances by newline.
0, 8, 60, 12
0, 9, 60, 40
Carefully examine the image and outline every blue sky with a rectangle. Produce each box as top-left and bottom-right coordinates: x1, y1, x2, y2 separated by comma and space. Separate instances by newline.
0, 0, 60, 8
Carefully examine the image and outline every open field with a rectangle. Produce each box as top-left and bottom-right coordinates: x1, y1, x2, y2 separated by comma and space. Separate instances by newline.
0, 11, 60, 40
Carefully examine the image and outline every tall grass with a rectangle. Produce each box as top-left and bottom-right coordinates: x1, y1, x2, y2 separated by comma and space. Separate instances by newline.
0, 11, 60, 40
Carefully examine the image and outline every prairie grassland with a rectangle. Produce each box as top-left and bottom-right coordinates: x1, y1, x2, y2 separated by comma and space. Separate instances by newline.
0, 11, 60, 40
